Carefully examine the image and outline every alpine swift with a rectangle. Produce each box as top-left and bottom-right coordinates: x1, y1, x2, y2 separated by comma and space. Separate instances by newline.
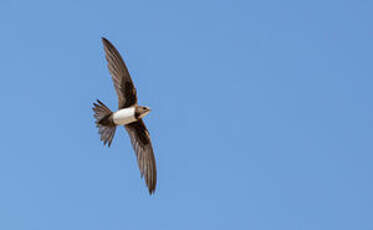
92, 37, 157, 194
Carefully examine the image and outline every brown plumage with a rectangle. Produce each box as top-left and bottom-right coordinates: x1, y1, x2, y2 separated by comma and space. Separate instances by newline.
92, 37, 157, 194
102, 37, 137, 109
125, 120, 157, 193
92, 99, 116, 147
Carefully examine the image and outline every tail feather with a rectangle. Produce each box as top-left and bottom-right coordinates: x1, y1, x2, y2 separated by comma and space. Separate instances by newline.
92, 99, 117, 147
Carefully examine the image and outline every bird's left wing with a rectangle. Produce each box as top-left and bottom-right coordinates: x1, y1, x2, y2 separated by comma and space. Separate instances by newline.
102, 37, 137, 109
125, 120, 157, 194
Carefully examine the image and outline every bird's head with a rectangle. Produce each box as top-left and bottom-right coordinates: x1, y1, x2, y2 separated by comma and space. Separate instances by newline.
135, 106, 151, 119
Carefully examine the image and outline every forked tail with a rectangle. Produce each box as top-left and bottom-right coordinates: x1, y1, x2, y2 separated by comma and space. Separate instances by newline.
92, 99, 116, 147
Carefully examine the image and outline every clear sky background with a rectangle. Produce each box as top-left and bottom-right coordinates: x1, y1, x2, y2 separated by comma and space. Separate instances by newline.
0, 0, 372, 229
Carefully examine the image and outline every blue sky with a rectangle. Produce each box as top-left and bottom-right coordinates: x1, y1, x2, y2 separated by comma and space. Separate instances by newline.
1, 0, 372, 229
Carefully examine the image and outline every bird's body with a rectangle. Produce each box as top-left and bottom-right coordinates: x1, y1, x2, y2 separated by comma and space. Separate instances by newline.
112, 106, 151, 125
92, 37, 157, 194
112, 107, 136, 125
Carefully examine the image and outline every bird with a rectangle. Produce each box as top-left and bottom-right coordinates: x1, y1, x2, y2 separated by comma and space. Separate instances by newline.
92, 37, 157, 194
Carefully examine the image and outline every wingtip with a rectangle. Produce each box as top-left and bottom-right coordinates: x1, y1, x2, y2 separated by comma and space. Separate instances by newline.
101, 37, 110, 46
148, 188, 156, 195
148, 183, 156, 195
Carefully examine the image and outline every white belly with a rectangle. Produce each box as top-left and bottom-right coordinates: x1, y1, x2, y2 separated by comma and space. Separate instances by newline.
112, 107, 137, 125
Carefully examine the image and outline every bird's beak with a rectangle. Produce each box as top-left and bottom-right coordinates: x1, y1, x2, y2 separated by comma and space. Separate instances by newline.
141, 107, 151, 118
146, 108, 151, 115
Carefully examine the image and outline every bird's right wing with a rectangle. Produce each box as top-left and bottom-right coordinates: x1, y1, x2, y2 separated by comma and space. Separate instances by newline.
102, 37, 137, 109
125, 120, 157, 194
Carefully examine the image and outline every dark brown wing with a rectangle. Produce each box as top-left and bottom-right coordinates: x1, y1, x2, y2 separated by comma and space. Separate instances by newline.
125, 120, 157, 194
102, 37, 137, 109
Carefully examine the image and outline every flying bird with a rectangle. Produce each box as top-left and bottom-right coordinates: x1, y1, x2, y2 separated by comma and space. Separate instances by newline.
93, 37, 157, 194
